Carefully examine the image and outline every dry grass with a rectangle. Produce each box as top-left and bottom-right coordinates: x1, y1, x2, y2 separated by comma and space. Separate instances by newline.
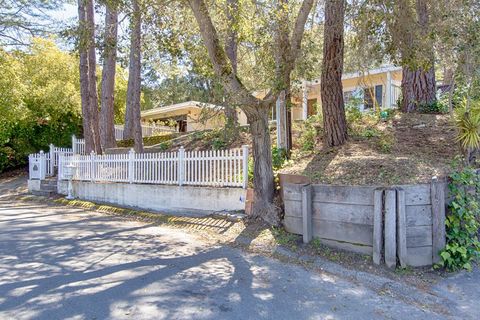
282, 113, 459, 185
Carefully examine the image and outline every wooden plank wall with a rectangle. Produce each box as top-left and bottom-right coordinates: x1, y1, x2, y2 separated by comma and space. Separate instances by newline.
283, 181, 446, 267
403, 184, 434, 266
284, 184, 377, 255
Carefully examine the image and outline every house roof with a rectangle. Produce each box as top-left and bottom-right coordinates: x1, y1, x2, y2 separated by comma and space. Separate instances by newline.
305, 65, 403, 87
141, 101, 222, 118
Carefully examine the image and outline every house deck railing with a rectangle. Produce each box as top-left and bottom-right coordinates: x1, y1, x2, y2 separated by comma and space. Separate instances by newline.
114, 124, 176, 141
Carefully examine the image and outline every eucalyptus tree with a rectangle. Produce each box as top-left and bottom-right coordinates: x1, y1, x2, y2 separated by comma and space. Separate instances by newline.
187, 0, 315, 224
123, 0, 144, 152
78, 0, 102, 154
100, 0, 120, 149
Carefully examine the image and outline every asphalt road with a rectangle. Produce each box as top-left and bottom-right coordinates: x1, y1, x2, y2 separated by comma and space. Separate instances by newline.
0, 193, 476, 319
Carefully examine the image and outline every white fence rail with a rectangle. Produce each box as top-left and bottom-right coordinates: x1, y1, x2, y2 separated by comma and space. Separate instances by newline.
49, 144, 73, 174
59, 146, 249, 188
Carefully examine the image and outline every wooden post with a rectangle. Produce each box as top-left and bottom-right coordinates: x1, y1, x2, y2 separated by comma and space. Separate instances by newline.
373, 189, 384, 265
384, 189, 397, 268
386, 71, 392, 108
431, 177, 446, 264
242, 145, 249, 189
301, 184, 313, 244
128, 148, 135, 184
396, 188, 407, 268
178, 146, 185, 186
302, 82, 309, 120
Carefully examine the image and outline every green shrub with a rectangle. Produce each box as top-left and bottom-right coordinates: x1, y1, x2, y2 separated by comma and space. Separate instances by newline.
0, 114, 81, 173
212, 137, 227, 150
438, 164, 480, 271
345, 105, 363, 124
376, 132, 395, 153
271, 146, 288, 171
418, 101, 448, 114
158, 141, 172, 151
117, 133, 176, 148
454, 100, 480, 151
359, 127, 381, 138
299, 115, 320, 151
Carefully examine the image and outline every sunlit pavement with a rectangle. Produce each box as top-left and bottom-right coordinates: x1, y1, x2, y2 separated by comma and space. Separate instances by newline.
0, 196, 468, 320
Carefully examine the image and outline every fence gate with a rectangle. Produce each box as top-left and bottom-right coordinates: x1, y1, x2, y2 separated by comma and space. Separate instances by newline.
29, 153, 46, 180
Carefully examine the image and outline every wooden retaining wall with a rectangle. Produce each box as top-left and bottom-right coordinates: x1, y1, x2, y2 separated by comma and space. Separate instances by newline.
283, 179, 446, 268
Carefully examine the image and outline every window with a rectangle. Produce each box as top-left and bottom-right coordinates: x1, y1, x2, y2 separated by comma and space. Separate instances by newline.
364, 85, 383, 110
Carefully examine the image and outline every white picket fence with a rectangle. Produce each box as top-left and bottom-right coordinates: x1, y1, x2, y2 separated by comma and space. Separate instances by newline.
58, 146, 249, 188
28, 144, 75, 180
72, 135, 85, 155
28, 152, 50, 180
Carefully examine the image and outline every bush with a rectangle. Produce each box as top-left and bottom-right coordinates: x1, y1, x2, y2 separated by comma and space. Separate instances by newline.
0, 114, 81, 173
299, 115, 320, 151
271, 146, 288, 171
418, 101, 448, 114
376, 132, 395, 153
158, 141, 172, 151
117, 133, 177, 148
438, 164, 480, 271
212, 137, 227, 150
454, 100, 480, 151
345, 105, 363, 124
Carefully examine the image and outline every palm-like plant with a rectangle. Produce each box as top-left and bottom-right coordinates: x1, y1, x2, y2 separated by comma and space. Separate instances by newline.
454, 100, 480, 150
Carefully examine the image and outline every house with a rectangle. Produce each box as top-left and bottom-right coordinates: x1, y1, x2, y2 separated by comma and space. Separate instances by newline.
141, 101, 248, 132
141, 66, 403, 131
289, 65, 403, 121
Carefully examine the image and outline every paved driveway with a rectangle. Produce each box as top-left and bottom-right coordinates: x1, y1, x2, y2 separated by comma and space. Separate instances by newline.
0, 194, 470, 319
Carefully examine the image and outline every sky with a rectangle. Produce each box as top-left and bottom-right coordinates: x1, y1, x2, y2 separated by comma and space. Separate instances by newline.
48, 3, 78, 22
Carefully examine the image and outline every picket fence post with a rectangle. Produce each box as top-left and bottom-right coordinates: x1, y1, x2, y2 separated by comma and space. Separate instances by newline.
39, 150, 46, 180
242, 145, 249, 189
90, 151, 95, 182
178, 146, 185, 186
49, 143, 55, 175
72, 135, 77, 154
57, 152, 63, 181
128, 148, 135, 184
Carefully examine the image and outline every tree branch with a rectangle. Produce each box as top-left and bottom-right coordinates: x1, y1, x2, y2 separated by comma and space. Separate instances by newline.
187, 0, 267, 114
288, 0, 315, 72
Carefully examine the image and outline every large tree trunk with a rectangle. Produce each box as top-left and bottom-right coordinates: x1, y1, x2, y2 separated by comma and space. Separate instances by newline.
77, 0, 92, 153
86, 0, 102, 154
124, 0, 144, 152
100, 3, 118, 150
274, 0, 293, 154
401, 66, 436, 112
247, 107, 279, 225
399, 0, 437, 112
78, 0, 102, 154
321, 0, 347, 147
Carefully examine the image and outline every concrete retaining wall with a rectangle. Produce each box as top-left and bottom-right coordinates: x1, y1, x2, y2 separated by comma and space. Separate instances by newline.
57, 180, 246, 214
283, 180, 446, 267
